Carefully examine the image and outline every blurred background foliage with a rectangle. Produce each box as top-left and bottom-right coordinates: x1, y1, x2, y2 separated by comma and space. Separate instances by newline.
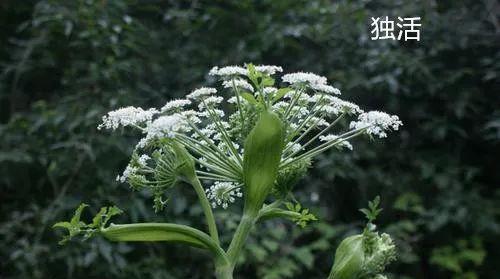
0, 0, 499, 278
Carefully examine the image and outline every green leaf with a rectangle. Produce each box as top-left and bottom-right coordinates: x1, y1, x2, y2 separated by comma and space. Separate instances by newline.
53, 203, 123, 245
240, 92, 258, 105
261, 76, 275, 87
92, 207, 107, 228
53, 222, 72, 229
272, 88, 292, 102
359, 209, 371, 220
360, 196, 383, 223
106, 205, 123, 218
295, 203, 301, 212
259, 203, 317, 228
246, 63, 259, 85
70, 203, 88, 226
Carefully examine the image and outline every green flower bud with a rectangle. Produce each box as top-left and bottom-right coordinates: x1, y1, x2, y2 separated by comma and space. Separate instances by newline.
329, 231, 396, 279
329, 235, 364, 279
243, 110, 284, 215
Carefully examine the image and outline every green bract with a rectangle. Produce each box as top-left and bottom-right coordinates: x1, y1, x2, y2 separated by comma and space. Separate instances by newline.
242, 110, 284, 215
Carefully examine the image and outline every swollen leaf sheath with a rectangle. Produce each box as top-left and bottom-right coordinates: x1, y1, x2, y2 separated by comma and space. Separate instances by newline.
101, 223, 227, 261
243, 110, 284, 215
328, 235, 364, 279
102, 224, 205, 247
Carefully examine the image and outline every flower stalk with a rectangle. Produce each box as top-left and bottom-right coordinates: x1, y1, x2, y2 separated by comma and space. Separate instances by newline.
188, 175, 220, 244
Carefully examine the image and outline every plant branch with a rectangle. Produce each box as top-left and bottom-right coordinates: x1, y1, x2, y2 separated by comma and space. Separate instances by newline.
188, 176, 220, 245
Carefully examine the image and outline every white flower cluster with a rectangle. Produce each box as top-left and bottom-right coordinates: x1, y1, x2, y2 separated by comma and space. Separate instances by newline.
100, 64, 401, 210
206, 182, 242, 209
254, 65, 283, 75
187, 87, 217, 100
282, 72, 340, 94
209, 64, 283, 77
350, 111, 402, 138
318, 96, 363, 115
262, 87, 278, 96
319, 134, 353, 150
116, 165, 137, 183
282, 72, 327, 85
137, 154, 150, 167
209, 66, 248, 77
223, 79, 254, 92
142, 115, 190, 144
115, 154, 151, 183
161, 99, 192, 113
98, 106, 158, 130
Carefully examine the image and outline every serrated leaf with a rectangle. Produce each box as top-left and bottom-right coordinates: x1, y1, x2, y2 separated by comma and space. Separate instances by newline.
54, 204, 123, 245
295, 203, 301, 212
247, 63, 259, 85
359, 208, 371, 218
52, 222, 72, 229
70, 203, 88, 226
104, 206, 123, 225
92, 207, 107, 228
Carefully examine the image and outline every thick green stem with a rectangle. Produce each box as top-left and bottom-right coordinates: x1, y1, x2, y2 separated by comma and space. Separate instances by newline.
226, 211, 258, 268
189, 176, 220, 245
215, 263, 234, 279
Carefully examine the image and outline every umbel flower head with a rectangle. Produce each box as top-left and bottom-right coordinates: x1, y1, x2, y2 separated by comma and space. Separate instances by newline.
99, 64, 402, 210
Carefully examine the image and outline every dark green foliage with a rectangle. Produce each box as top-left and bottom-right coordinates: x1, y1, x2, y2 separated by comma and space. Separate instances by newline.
0, 0, 498, 278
